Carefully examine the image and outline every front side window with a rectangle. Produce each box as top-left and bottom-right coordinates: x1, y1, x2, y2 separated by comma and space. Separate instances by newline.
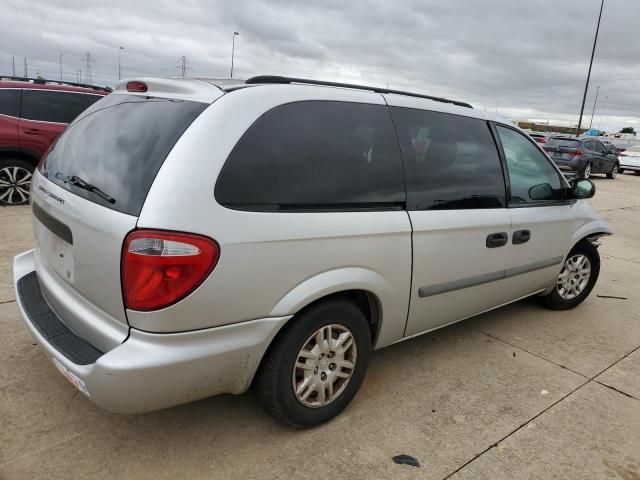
390, 107, 506, 210
496, 126, 563, 204
0, 89, 20, 117
21, 90, 88, 124
215, 101, 406, 210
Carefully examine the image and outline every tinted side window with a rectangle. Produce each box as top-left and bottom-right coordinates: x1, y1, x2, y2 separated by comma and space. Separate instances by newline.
0, 89, 20, 117
84, 94, 103, 107
216, 101, 406, 210
496, 126, 563, 204
390, 107, 506, 210
594, 142, 606, 154
21, 90, 88, 123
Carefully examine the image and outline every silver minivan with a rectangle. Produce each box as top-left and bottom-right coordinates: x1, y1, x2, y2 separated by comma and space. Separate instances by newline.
14, 76, 611, 426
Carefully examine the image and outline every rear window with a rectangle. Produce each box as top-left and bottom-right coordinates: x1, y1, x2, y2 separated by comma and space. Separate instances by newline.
547, 138, 581, 148
215, 101, 406, 210
40, 94, 207, 216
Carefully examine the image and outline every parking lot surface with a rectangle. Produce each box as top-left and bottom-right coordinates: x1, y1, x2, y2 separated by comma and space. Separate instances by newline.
1, 174, 640, 479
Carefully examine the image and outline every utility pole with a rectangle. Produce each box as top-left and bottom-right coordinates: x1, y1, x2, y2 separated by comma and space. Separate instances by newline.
576, 0, 605, 136
83, 52, 94, 84
589, 85, 600, 130
23, 57, 28, 77
59, 53, 63, 81
76, 69, 82, 83
118, 46, 124, 80
12, 56, 15, 76
230, 31, 239, 78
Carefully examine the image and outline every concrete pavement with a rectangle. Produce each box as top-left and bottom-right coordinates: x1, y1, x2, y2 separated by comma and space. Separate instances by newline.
1, 174, 639, 479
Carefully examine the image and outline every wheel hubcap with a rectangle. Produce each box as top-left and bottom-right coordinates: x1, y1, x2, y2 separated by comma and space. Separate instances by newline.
583, 164, 591, 179
612, 166, 617, 178
0, 166, 32, 204
556, 254, 591, 300
292, 324, 357, 408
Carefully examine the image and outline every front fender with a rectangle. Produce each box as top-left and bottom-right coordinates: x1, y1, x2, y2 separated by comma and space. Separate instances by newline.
571, 218, 613, 246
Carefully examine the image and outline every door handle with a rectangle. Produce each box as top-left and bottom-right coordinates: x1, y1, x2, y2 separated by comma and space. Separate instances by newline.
513, 230, 531, 245
486, 232, 508, 248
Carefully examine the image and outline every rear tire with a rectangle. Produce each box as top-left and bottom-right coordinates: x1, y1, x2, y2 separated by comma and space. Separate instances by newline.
542, 241, 600, 310
618, 168, 625, 174
581, 162, 592, 179
0, 158, 35, 205
635, 171, 640, 176
256, 299, 371, 427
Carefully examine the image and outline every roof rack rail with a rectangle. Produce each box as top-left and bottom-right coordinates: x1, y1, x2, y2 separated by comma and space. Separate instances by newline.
0, 75, 112, 92
245, 75, 472, 109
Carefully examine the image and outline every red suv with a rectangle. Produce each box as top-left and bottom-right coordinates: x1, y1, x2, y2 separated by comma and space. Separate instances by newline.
0, 77, 110, 205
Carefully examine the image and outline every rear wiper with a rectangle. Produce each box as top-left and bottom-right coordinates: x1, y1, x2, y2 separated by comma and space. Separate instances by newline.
54, 173, 116, 204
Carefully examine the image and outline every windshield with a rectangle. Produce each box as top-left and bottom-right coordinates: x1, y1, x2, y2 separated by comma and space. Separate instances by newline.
40, 94, 208, 216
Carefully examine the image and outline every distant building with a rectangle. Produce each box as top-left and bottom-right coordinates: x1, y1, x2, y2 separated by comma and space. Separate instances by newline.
516, 120, 588, 136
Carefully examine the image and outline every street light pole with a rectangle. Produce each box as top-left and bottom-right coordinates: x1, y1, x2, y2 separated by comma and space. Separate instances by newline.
598, 96, 609, 130
576, 0, 605, 136
230, 31, 239, 78
118, 46, 124, 80
59, 53, 63, 81
589, 85, 600, 130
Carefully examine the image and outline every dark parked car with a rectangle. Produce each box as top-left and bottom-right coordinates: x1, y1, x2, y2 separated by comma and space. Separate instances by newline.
0, 77, 110, 205
543, 137, 620, 179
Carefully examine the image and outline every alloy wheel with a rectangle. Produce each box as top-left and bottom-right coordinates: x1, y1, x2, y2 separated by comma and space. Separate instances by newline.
583, 163, 591, 179
0, 166, 32, 205
556, 254, 591, 300
292, 324, 357, 408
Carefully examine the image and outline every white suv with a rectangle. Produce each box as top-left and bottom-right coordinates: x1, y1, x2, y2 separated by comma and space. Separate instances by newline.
14, 76, 611, 426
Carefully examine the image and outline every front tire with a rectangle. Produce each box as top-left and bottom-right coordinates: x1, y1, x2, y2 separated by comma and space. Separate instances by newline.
542, 240, 600, 310
0, 158, 35, 205
256, 299, 371, 427
606, 164, 618, 179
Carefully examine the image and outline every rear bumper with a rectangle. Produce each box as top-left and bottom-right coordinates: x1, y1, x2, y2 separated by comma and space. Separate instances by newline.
13, 249, 290, 413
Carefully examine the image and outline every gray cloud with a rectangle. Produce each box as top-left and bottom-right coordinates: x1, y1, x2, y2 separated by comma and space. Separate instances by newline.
1, 0, 638, 132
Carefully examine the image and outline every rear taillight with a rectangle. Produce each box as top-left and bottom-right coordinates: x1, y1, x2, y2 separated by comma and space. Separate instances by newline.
571, 150, 584, 157
122, 230, 219, 311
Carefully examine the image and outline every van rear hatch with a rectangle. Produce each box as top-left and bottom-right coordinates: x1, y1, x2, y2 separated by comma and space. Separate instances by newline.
30, 93, 208, 349
543, 138, 583, 162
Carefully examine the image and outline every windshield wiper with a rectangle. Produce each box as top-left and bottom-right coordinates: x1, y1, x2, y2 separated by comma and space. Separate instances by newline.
54, 172, 116, 204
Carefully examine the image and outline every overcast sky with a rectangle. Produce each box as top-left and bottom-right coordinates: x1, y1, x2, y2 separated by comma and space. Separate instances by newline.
1, 0, 638, 132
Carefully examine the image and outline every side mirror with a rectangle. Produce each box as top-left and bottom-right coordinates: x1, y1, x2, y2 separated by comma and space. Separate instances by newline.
571, 178, 596, 199
607, 148, 618, 155
529, 183, 553, 200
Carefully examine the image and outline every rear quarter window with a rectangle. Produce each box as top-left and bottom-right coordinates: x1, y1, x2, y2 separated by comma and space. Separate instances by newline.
215, 101, 406, 210
21, 90, 88, 123
0, 89, 20, 117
